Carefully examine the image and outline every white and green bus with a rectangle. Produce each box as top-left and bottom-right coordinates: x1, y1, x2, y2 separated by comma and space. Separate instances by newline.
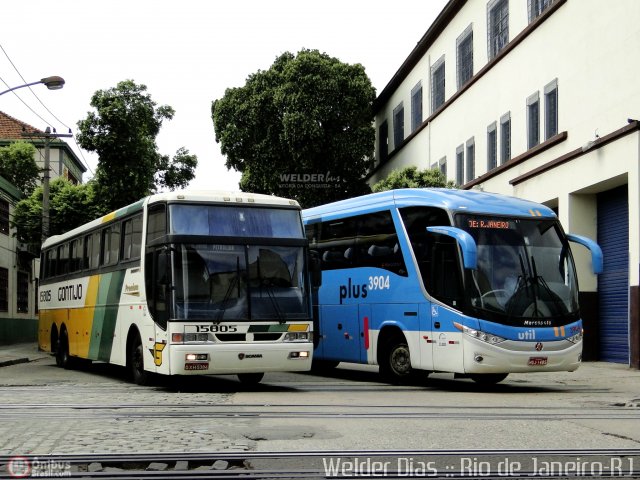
38, 191, 313, 384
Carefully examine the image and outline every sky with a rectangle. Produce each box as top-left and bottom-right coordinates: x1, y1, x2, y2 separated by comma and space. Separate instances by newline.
1, 0, 448, 191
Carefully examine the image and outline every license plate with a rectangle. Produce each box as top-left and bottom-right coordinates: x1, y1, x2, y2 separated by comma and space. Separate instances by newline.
185, 362, 209, 371
528, 356, 548, 366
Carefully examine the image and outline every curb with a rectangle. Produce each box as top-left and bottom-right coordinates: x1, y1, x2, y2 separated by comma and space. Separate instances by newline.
0, 357, 30, 368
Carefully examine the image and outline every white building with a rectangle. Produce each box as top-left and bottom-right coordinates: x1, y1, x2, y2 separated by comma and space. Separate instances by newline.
370, 0, 640, 366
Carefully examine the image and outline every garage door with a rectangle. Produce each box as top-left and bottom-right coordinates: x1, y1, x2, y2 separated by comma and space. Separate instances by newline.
597, 185, 629, 363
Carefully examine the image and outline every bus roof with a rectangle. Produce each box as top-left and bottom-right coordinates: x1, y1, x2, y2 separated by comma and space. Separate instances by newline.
42, 190, 300, 249
302, 188, 557, 222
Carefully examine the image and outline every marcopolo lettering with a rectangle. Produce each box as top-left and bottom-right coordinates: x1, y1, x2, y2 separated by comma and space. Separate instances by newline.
58, 284, 83, 302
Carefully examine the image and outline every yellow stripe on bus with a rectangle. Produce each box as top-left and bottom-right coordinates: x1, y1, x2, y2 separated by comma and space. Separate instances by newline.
288, 324, 309, 332
69, 275, 101, 358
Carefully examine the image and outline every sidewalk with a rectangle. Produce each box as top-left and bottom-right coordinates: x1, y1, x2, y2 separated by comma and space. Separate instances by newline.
0, 342, 49, 367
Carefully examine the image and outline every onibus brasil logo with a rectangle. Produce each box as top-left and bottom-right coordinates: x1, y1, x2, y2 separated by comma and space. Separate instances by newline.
7, 456, 71, 478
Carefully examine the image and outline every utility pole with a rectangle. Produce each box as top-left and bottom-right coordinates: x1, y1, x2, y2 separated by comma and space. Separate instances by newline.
23, 127, 73, 243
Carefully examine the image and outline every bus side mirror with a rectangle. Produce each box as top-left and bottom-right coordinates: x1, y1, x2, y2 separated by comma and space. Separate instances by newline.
426, 226, 478, 270
309, 250, 322, 288
567, 234, 603, 274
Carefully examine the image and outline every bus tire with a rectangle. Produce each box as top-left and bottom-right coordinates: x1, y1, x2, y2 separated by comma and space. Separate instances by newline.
56, 328, 73, 369
470, 373, 509, 385
237, 372, 264, 385
128, 332, 151, 386
379, 334, 412, 383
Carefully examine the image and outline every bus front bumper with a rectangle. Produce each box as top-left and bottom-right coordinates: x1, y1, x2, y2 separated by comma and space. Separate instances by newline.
168, 342, 313, 375
462, 336, 582, 374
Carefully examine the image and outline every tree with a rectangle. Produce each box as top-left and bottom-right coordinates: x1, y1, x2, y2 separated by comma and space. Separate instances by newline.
12, 178, 101, 248
372, 166, 456, 192
212, 49, 375, 207
0, 141, 40, 195
77, 79, 197, 212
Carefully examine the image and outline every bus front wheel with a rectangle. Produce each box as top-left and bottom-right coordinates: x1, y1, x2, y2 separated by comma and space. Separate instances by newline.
379, 334, 412, 383
128, 333, 151, 386
237, 372, 264, 385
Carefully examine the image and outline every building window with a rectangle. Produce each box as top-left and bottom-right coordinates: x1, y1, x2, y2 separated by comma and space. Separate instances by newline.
0, 199, 9, 236
456, 145, 464, 185
431, 56, 446, 113
378, 120, 388, 163
500, 112, 511, 164
17, 271, 29, 313
466, 137, 475, 183
544, 79, 558, 140
439, 157, 447, 177
457, 25, 474, 89
528, 0, 552, 23
488, 0, 509, 60
0, 267, 7, 312
527, 92, 540, 149
393, 103, 404, 149
487, 122, 497, 171
411, 82, 423, 132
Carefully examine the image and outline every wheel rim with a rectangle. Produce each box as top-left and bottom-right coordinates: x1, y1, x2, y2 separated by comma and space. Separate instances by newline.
390, 344, 411, 376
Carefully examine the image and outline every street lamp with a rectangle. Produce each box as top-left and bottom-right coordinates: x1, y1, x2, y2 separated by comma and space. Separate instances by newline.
0, 76, 65, 96
4, 75, 68, 242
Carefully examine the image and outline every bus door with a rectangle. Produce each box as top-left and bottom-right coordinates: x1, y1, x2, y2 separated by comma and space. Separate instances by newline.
319, 304, 363, 363
419, 303, 434, 371
431, 304, 464, 372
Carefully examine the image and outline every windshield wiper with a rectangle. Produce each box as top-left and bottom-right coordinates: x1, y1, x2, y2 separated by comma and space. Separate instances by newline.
214, 257, 242, 324
530, 256, 568, 316
506, 253, 541, 318
256, 256, 286, 324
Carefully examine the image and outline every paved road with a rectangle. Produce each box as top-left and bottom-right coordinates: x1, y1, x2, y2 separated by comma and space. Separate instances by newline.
1, 345, 640, 458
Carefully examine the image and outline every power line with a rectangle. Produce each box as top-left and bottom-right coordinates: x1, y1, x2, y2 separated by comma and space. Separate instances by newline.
0, 42, 95, 177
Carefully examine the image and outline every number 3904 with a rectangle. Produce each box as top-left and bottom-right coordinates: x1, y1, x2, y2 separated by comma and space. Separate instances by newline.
368, 275, 390, 290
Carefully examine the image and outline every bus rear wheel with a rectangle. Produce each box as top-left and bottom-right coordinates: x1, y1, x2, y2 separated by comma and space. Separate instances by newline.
470, 373, 509, 385
56, 329, 72, 369
379, 334, 412, 383
237, 372, 264, 385
128, 333, 151, 386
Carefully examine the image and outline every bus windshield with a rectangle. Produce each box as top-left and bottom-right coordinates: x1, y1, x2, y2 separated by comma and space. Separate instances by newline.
171, 244, 309, 322
169, 205, 303, 238
455, 214, 579, 327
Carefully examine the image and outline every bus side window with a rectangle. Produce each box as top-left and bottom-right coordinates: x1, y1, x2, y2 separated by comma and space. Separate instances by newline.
400, 206, 463, 307
122, 215, 143, 261
57, 244, 69, 276
356, 211, 407, 276
102, 224, 121, 266
146, 204, 167, 243
90, 231, 101, 269
82, 234, 92, 270
69, 239, 81, 273
317, 219, 357, 270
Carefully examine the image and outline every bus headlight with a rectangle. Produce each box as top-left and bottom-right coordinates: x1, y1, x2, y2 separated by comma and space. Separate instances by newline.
454, 322, 506, 345
567, 330, 583, 344
172, 332, 211, 343
284, 332, 312, 342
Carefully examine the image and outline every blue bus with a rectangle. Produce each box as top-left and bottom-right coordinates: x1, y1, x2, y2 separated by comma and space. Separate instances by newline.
303, 189, 602, 384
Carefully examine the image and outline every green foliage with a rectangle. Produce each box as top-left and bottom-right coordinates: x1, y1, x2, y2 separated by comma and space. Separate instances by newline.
372, 166, 457, 192
77, 79, 197, 212
156, 147, 198, 192
0, 141, 40, 195
212, 49, 375, 207
12, 178, 102, 248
